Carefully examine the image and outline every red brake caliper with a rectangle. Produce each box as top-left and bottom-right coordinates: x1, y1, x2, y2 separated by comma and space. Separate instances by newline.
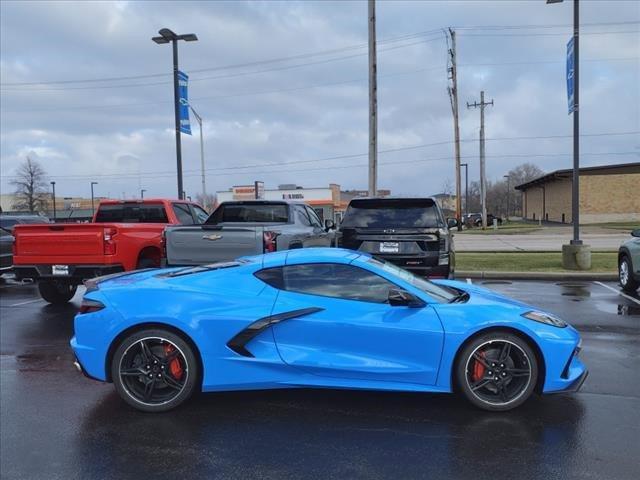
163, 344, 183, 380
472, 351, 486, 381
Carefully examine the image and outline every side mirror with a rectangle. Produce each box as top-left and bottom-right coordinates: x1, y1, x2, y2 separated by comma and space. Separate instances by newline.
324, 219, 335, 231
388, 288, 425, 308
631, 229, 640, 238
446, 218, 458, 230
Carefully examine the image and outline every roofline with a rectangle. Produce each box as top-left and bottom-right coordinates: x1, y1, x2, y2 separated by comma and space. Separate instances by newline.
514, 162, 640, 191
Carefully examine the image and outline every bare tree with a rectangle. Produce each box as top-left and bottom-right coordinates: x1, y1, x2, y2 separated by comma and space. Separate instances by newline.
10, 157, 49, 213
195, 192, 217, 213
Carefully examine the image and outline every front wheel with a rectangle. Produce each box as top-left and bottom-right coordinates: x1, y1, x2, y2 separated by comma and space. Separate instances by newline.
111, 329, 198, 412
619, 255, 639, 293
38, 281, 77, 304
456, 332, 538, 411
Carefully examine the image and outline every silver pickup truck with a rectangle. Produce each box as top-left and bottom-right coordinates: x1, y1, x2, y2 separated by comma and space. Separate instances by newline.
164, 200, 335, 266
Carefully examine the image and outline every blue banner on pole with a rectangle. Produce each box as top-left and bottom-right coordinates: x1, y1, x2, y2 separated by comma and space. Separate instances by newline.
178, 70, 192, 135
566, 37, 575, 115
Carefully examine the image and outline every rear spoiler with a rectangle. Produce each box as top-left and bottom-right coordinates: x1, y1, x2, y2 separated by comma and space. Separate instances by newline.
84, 268, 156, 292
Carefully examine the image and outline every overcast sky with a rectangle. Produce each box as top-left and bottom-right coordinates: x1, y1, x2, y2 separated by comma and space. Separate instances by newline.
1, 0, 638, 201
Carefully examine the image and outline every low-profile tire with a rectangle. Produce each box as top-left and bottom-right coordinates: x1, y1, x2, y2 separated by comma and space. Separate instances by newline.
38, 281, 77, 304
456, 331, 538, 412
619, 255, 639, 293
111, 328, 198, 413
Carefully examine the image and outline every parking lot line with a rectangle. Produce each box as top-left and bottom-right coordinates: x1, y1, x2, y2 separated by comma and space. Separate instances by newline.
7, 299, 45, 307
593, 281, 640, 306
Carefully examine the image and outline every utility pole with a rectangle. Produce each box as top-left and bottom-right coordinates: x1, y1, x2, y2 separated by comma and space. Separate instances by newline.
190, 105, 206, 198
50, 181, 56, 222
460, 163, 468, 217
503, 174, 510, 220
447, 28, 462, 230
467, 91, 493, 229
90, 181, 98, 215
152, 29, 198, 200
367, 0, 378, 197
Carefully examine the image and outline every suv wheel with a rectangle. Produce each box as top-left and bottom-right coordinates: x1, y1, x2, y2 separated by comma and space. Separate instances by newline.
38, 281, 77, 304
619, 255, 639, 293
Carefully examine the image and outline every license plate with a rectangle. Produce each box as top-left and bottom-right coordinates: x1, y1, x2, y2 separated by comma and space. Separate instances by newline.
52, 265, 69, 276
380, 242, 399, 253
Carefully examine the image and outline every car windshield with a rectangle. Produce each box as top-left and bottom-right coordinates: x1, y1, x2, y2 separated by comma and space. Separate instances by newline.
341, 199, 443, 229
367, 257, 457, 303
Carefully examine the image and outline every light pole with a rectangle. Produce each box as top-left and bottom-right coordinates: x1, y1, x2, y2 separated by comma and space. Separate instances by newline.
141, 189, 146, 199
152, 28, 198, 200
50, 181, 56, 222
503, 174, 510, 220
90, 182, 98, 215
547, 0, 590, 269
189, 105, 206, 198
460, 163, 468, 217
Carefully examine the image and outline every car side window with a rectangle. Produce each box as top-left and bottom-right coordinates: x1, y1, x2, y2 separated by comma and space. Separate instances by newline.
256, 263, 395, 303
172, 203, 195, 224
190, 204, 209, 224
305, 206, 323, 228
293, 205, 311, 227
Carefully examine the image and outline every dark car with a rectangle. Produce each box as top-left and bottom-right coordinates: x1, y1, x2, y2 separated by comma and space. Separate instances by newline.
465, 213, 502, 227
337, 198, 454, 278
0, 214, 50, 275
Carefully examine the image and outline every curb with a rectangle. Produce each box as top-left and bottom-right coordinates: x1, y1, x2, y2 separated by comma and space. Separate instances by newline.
456, 270, 618, 281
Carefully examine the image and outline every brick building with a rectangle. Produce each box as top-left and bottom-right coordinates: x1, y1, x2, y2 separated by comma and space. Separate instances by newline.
515, 162, 640, 224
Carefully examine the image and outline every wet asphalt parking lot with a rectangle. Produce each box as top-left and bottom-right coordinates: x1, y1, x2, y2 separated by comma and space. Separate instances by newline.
1, 276, 639, 480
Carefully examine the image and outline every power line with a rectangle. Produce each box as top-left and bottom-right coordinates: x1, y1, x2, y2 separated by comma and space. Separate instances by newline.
2, 20, 637, 88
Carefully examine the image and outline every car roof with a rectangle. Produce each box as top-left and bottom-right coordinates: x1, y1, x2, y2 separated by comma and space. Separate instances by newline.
253, 248, 363, 269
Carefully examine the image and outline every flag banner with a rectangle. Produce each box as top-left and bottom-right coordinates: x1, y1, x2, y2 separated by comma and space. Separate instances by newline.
566, 37, 575, 115
178, 70, 192, 135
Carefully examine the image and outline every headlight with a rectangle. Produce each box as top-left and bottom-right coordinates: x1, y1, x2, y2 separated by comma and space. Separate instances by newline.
522, 310, 567, 328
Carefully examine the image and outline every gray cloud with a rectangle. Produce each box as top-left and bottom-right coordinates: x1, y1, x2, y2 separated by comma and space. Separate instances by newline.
1, 0, 638, 200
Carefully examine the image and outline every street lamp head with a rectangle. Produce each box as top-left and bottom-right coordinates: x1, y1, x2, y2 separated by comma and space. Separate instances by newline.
152, 36, 170, 44
460, 163, 468, 167
50, 181, 55, 185
504, 175, 510, 178
91, 181, 98, 186
179, 33, 198, 42
158, 28, 177, 40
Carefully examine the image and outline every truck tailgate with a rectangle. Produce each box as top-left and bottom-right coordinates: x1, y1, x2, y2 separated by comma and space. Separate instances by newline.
13, 224, 106, 264
166, 225, 264, 265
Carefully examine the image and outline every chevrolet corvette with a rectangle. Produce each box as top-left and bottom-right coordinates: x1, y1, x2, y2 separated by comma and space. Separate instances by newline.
71, 248, 587, 412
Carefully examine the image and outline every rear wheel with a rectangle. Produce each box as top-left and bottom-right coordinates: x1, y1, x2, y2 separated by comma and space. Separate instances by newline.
38, 281, 77, 304
619, 255, 639, 293
111, 329, 198, 412
456, 332, 538, 411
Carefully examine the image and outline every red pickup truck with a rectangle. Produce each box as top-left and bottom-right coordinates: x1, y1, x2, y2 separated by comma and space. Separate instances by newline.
12, 199, 208, 304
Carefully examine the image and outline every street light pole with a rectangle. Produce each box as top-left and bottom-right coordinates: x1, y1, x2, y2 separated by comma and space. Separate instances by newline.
141, 189, 146, 199
152, 28, 198, 200
189, 105, 206, 198
460, 163, 468, 217
50, 181, 56, 222
503, 174, 510, 220
90, 182, 98, 215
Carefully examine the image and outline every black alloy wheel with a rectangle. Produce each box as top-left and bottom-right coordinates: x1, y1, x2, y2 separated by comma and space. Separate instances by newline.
457, 332, 538, 411
112, 329, 198, 412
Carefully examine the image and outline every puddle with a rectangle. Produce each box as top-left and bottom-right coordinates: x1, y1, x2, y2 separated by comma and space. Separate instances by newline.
481, 280, 512, 285
617, 304, 640, 316
15, 353, 64, 372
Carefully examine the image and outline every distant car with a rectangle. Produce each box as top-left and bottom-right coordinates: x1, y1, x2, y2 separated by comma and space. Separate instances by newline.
618, 228, 640, 293
337, 197, 454, 278
476, 214, 502, 227
72, 248, 587, 413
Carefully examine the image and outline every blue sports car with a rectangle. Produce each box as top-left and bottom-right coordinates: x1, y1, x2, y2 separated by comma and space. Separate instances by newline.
71, 248, 587, 412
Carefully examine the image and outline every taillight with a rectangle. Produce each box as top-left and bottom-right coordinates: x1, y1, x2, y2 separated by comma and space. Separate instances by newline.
104, 227, 117, 255
263, 231, 279, 253
78, 299, 105, 314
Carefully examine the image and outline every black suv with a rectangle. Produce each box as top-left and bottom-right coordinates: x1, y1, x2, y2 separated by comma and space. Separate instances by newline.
337, 198, 454, 278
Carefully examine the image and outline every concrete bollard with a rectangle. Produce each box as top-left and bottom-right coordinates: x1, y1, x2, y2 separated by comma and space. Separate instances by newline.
562, 243, 592, 270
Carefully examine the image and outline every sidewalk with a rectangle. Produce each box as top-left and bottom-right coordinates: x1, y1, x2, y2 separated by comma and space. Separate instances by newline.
454, 233, 627, 252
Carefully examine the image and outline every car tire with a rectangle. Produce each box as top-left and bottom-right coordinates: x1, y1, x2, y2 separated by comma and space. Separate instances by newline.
136, 257, 158, 269
619, 255, 639, 293
111, 328, 199, 413
456, 331, 538, 412
38, 281, 77, 304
